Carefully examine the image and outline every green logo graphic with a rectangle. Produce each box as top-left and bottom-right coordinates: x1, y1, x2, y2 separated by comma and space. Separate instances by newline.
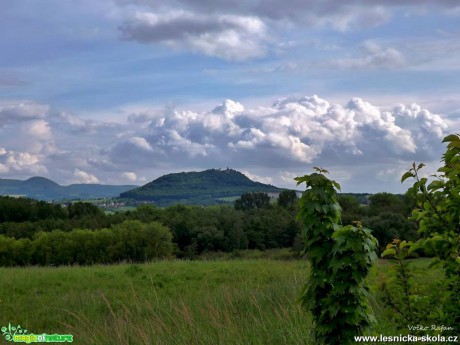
1, 324, 73, 343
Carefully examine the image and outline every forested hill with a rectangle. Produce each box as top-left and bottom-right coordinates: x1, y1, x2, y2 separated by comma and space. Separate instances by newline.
0, 176, 137, 201
120, 168, 284, 206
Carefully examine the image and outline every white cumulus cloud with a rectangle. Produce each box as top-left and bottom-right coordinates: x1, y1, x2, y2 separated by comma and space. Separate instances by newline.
73, 169, 100, 184
0, 148, 48, 175
241, 170, 273, 185
22, 120, 53, 141
0, 95, 451, 192
106, 95, 449, 174
129, 136, 154, 151
121, 171, 137, 182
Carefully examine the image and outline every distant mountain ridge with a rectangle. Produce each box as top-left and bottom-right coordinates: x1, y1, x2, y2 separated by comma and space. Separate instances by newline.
0, 176, 138, 201
120, 168, 284, 206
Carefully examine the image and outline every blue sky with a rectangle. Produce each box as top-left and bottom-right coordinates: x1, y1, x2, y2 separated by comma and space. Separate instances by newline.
1, 0, 459, 193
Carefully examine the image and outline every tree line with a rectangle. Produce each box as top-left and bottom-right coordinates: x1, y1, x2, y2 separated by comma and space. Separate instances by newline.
0, 220, 172, 266
0, 189, 419, 266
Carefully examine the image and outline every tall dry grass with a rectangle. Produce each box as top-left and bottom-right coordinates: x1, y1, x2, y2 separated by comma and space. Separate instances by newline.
1, 260, 314, 344
66, 268, 314, 344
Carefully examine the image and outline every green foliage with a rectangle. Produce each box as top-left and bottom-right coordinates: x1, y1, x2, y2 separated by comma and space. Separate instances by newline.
378, 240, 449, 330
363, 212, 418, 253
337, 192, 418, 252
336, 194, 365, 225
112, 220, 173, 262
0, 198, 110, 238
67, 202, 104, 219
401, 133, 460, 326
0, 198, 303, 264
142, 203, 300, 257
4, 186, 419, 265
0, 196, 67, 222
296, 168, 378, 345
234, 192, 271, 211
368, 192, 405, 216
277, 190, 298, 208
381, 240, 416, 323
0, 220, 173, 266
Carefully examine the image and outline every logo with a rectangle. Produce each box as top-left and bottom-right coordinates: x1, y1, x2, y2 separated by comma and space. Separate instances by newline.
1, 324, 73, 343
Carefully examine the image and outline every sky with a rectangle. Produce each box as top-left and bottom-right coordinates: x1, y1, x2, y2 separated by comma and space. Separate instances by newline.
1, 0, 459, 193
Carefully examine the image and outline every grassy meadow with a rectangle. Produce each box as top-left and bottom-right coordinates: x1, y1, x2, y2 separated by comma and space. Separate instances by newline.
0, 258, 439, 345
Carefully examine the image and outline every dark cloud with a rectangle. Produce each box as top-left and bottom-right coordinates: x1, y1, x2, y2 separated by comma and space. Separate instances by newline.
120, 12, 245, 41
115, 0, 459, 25
116, 0, 460, 60
0, 101, 49, 126
119, 11, 267, 60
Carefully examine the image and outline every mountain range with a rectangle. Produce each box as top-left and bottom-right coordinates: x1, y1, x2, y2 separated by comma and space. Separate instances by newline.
0, 169, 286, 205
0, 176, 138, 201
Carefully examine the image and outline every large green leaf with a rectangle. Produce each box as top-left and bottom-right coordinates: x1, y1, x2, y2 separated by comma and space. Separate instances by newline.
401, 171, 414, 183
381, 248, 396, 257
442, 134, 460, 143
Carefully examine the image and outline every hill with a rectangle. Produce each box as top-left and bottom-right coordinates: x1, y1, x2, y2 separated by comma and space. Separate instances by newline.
0, 176, 138, 201
120, 168, 284, 206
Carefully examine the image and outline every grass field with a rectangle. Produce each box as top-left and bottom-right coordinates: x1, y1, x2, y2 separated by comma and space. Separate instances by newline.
0, 258, 439, 345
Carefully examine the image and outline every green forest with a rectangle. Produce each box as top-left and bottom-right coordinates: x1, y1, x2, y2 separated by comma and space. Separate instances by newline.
0, 189, 417, 266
